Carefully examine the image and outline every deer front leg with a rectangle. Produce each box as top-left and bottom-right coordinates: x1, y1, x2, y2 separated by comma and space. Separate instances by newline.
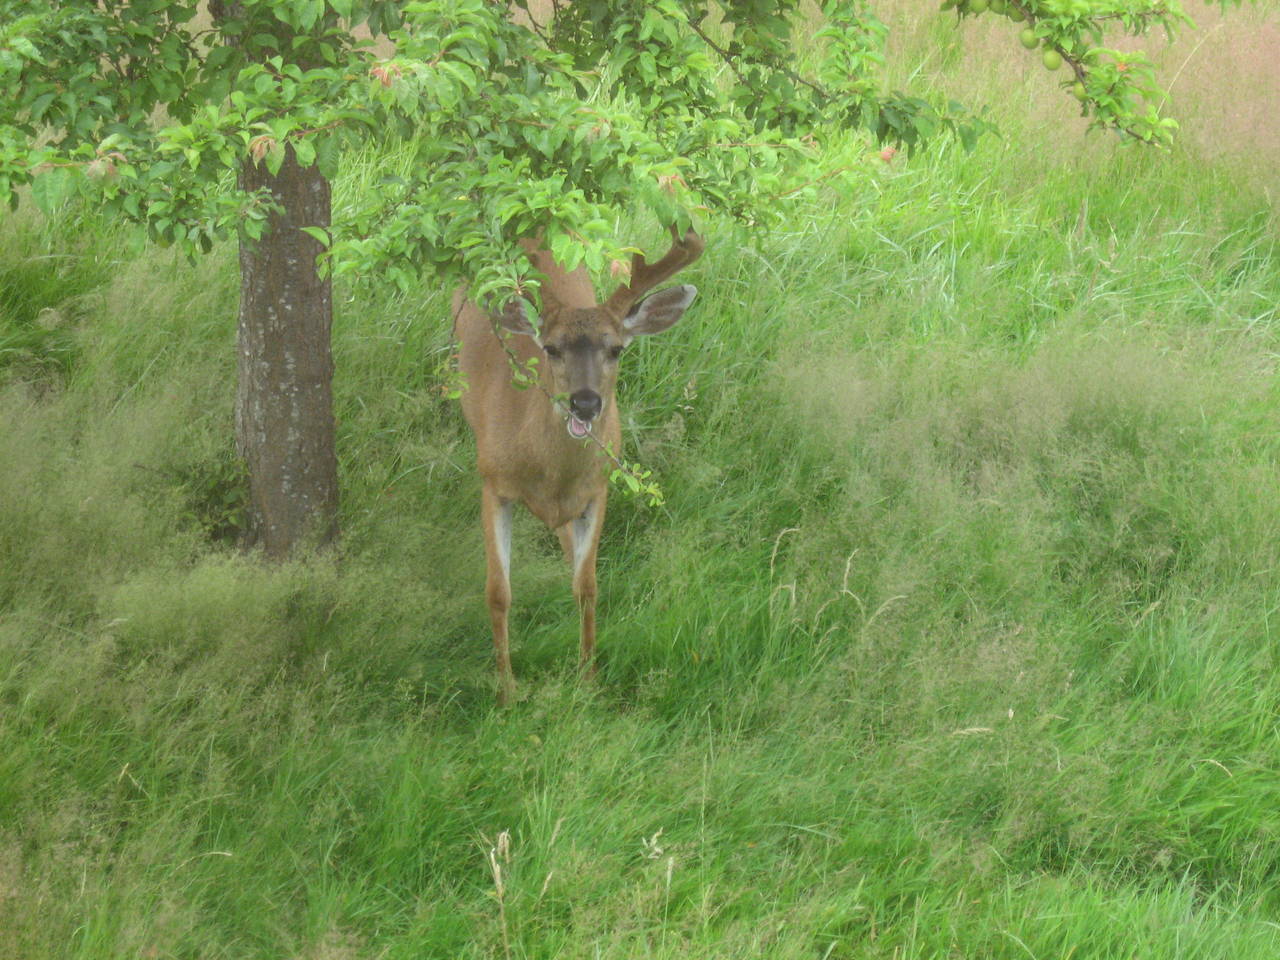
481, 486, 516, 705
568, 497, 605, 675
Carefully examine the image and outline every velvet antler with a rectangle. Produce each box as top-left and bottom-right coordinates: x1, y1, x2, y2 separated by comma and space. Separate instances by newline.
603, 225, 704, 317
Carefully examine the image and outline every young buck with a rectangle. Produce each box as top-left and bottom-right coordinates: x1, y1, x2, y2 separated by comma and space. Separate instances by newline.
454, 227, 704, 704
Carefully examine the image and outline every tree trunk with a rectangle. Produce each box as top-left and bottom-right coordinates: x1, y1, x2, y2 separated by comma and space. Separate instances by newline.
235, 147, 339, 558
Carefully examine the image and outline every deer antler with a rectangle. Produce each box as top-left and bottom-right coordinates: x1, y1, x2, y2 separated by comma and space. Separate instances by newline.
604, 225, 705, 317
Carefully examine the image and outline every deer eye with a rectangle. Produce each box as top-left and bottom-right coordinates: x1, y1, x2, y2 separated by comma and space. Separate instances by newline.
543, 344, 563, 360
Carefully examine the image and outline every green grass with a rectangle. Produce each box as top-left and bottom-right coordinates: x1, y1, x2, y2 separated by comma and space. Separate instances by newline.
4, 14, 1280, 960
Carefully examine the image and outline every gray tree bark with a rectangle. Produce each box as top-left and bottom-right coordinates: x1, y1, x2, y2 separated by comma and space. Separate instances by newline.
235, 146, 339, 558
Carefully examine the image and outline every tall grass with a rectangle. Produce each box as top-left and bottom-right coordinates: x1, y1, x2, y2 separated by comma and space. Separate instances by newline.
3, 7, 1280, 958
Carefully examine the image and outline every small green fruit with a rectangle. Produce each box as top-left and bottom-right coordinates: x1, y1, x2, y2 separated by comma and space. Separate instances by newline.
1042, 49, 1063, 70
990, 0, 1007, 12
1071, 81, 1087, 101
1008, 5, 1026, 21
969, 0, 989, 12
1019, 27, 1038, 49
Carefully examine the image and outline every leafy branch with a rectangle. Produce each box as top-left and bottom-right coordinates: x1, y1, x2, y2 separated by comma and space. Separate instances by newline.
946, 0, 1194, 145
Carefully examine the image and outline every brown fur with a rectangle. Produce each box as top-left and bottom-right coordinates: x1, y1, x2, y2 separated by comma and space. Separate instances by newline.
454, 237, 701, 703
455, 247, 623, 530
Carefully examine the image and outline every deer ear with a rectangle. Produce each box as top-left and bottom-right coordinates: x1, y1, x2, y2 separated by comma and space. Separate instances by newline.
495, 297, 538, 336
622, 284, 697, 339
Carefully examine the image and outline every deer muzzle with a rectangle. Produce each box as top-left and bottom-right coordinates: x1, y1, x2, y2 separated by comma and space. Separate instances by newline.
566, 390, 604, 438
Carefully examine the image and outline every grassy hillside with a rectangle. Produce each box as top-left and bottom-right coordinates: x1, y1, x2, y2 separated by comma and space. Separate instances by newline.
3, 7, 1280, 959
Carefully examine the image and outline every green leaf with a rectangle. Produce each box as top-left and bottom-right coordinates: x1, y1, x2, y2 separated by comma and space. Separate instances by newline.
293, 138, 316, 168
301, 226, 331, 246
30, 167, 76, 215
266, 140, 286, 176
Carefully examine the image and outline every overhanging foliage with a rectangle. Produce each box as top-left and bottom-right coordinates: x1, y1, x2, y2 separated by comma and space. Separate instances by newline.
0, 0, 1221, 305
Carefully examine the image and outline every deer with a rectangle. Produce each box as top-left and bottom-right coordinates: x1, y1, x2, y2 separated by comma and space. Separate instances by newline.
453, 226, 704, 704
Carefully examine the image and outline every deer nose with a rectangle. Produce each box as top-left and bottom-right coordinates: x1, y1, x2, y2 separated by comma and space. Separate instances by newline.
569, 390, 602, 421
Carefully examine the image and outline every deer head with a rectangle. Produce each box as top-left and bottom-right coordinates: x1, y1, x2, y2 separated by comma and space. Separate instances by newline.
494, 227, 704, 438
